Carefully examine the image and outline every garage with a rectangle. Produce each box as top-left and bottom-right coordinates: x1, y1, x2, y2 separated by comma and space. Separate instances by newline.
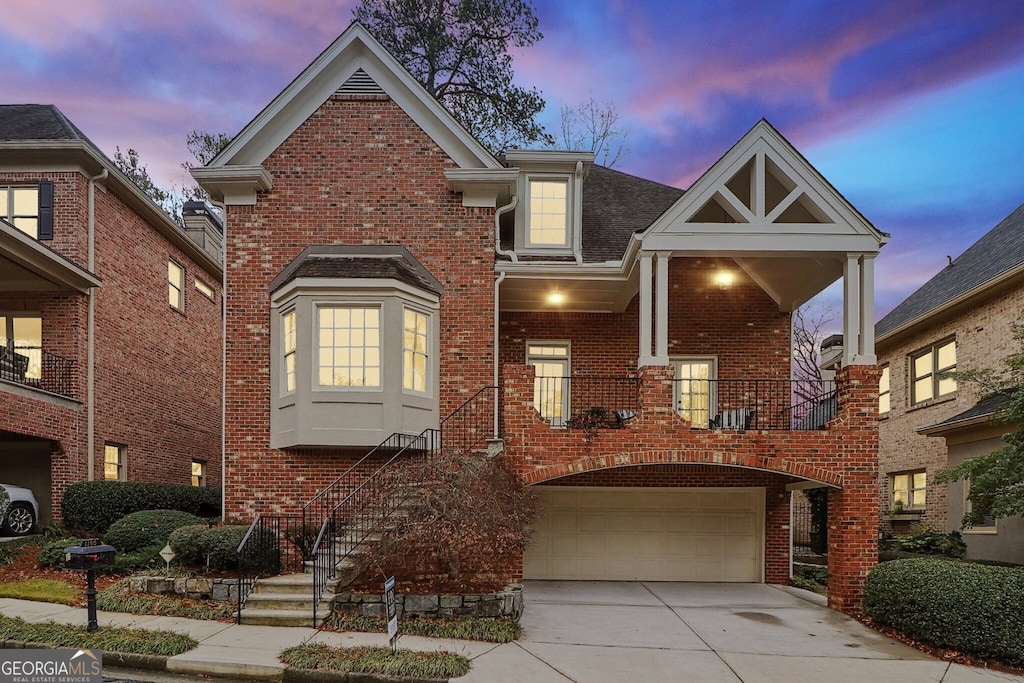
524, 486, 764, 582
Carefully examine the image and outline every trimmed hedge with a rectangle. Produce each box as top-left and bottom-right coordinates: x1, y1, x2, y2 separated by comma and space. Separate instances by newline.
104, 510, 205, 553
62, 481, 220, 532
864, 558, 1024, 665
168, 524, 249, 570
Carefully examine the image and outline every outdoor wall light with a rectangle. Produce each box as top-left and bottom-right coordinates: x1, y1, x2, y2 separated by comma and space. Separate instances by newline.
547, 288, 566, 305
714, 271, 734, 289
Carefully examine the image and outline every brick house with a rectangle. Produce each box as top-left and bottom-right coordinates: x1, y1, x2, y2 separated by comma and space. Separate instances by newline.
876, 201, 1024, 563
195, 23, 887, 615
0, 105, 223, 527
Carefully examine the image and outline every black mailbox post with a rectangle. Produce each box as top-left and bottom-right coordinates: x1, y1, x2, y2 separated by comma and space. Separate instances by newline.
64, 539, 116, 631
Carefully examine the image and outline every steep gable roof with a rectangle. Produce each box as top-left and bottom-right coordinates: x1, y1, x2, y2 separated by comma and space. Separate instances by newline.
212, 22, 500, 172
877, 201, 1024, 340
581, 165, 684, 263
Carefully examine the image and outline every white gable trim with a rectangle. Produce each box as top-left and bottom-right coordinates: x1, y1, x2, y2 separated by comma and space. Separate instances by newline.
641, 120, 887, 255
210, 23, 500, 171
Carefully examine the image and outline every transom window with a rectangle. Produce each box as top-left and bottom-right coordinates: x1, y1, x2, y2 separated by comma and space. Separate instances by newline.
317, 306, 381, 388
878, 365, 890, 414
672, 357, 716, 428
168, 260, 184, 310
0, 315, 42, 380
911, 339, 956, 404
282, 310, 297, 393
528, 179, 568, 247
528, 343, 569, 427
892, 470, 926, 510
104, 443, 126, 481
403, 308, 429, 393
0, 186, 39, 238
194, 279, 214, 299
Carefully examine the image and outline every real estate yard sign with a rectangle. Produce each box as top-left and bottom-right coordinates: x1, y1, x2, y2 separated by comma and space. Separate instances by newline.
385, 576, 397, 651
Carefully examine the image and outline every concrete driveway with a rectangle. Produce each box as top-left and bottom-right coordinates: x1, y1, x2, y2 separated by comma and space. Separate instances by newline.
461, 581, 1024, 682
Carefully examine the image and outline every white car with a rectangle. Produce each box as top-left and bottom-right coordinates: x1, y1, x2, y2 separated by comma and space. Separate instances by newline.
1, 484, 38, 536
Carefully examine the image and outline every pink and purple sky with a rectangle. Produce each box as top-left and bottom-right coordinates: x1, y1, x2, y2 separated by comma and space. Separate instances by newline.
2, 0, 1023, 318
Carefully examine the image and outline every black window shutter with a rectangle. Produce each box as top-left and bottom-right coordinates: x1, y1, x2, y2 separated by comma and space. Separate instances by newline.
37, 181, 54, 240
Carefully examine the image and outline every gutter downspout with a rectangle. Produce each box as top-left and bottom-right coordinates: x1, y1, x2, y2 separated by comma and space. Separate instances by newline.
573, 161, 584, 264
493, 271, 506, 440
86, 169, 107, 481
208, 199, 228, 521
493, 193, 517, 438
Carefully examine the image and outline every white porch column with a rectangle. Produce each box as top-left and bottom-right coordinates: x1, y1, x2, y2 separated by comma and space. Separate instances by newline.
654, 252, 670, 363
842, 254, 861, 367
856, 254, 877, 364
638, 252, 654, 367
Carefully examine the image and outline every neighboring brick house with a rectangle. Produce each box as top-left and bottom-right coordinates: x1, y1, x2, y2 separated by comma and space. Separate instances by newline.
876, 202, 1024, 563
0, 105, 223, 527
195, 23, 887, 612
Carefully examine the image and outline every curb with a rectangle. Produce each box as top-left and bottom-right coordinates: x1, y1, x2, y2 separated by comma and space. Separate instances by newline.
2, 641, 451, 683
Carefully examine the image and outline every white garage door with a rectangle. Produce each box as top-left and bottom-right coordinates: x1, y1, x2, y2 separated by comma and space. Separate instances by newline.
524, 486, 764, 582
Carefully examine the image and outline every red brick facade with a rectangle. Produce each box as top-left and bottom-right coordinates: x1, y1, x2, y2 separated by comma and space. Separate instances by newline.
218, 85, 881, 611
0, 165, 222, 521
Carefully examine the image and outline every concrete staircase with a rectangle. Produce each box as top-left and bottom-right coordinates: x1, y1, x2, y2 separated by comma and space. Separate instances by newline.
239, 573, 329, 627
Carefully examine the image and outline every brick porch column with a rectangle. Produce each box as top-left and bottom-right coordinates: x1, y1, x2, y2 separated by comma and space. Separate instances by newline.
827, 363, 881, 612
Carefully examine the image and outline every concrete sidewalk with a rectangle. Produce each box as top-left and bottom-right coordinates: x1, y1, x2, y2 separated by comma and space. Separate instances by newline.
2, 582, 1023, 682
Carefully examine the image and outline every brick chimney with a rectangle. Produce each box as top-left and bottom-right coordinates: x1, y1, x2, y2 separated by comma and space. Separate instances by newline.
182, 200, 223, 263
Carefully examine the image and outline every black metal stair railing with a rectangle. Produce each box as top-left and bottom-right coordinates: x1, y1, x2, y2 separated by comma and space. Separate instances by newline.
307, 386, 499, 624
234, 514, 305, 623
671, 378, 838, 430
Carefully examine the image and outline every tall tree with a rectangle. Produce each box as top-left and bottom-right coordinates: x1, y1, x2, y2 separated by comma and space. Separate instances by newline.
556, 96, 629, 167
354, 0, 551, 152
113, 146, 177, 215
180, 130, 232, 201
791, 302, 836, 402
936, 313, 1024, 525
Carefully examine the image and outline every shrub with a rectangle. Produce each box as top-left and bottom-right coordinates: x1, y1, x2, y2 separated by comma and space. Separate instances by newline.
168, 524, 249, 570
62, 481, 220, 533
104, 510, 205, 553
38, 538, 85, 568
883, 525, 966, 558
864, 558, 1024, 665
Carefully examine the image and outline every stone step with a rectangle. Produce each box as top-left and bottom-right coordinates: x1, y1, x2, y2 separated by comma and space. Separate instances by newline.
239, 608, 321, 628
251, 573, 314, 595
244, 592, 315, 611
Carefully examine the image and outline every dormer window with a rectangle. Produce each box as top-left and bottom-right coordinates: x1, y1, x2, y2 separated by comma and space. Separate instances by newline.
505, 150, 593, 258
528, 178, 569, 248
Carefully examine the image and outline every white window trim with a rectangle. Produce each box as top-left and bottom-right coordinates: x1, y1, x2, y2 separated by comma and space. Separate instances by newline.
878, 364, 891, 414
402, 305, 431, 397
527, 341, 571, 427
0, 185, 40, 239
104, 443, 126, 482
313, 302, 383, 393
168, 260, 185, 311
194, 278, 215, 299
891, 470, 926, 510
523, 175, 571, 252
671, 356, 718, 428
191, 460, 206, 487
910, 338, 956, 405
281, 308, 297, 396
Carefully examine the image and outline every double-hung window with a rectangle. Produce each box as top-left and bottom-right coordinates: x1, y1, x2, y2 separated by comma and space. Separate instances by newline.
168, 260, 184, 310
528, 343, 569, 427
527, 178, 569, 248
104, 444, 126, 481
672, 357, 716, 428
0, 183, 51, 240
892, 470, 926, 510
403, 308, 429, 393
878, 365, 890, 414
191, 461, 206, 487
911, 339, 956, 404
282, 310, 297, 393
317, 306, 380, 388
0, 315, 42, 380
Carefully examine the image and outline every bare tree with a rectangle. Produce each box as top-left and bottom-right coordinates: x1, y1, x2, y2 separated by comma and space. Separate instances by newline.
792, 302, 836, 403
556, 96, 629, 167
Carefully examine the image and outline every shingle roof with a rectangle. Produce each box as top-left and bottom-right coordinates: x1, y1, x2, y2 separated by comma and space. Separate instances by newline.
877, 201, 1024, 338
269, 245, 443, 296
581, 165, 684, 262
0, 104, 91, 142
919, 391, 1015, 434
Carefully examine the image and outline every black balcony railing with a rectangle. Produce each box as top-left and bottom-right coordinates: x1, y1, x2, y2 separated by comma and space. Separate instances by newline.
672, 378, 837, 430
0, 345, 75, 398
533, 375, 641, 429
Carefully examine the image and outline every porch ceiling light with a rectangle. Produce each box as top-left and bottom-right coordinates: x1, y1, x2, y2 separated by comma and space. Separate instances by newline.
547, 288, 566, 305
714, 271, 734, 289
